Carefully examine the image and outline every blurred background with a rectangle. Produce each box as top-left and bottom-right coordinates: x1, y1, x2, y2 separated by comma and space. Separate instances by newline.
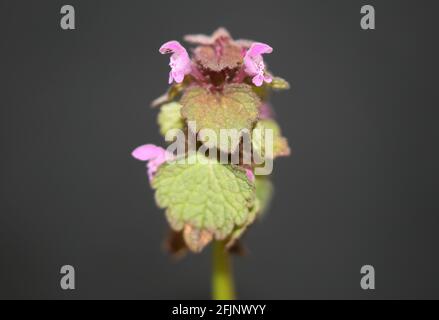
0, 0, 438, 299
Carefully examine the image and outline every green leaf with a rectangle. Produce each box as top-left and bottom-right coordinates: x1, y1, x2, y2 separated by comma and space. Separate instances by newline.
251, 76, 290, 100
252, 119, 291, 159
255, 176, 274, 215
226, 198, 260, 248
270, 77, 290, 90
181, 84, 260, 153
226, 176, 273, 248
152, 153, 255, 252
157, 102, 184, 136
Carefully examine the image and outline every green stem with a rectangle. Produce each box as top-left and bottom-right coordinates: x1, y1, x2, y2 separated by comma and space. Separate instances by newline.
212, 240, 236, 300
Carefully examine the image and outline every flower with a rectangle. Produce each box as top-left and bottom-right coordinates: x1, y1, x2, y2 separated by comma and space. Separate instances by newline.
159, 41, 191, 84
243, 42, 273, 86
132, 144, 170, 181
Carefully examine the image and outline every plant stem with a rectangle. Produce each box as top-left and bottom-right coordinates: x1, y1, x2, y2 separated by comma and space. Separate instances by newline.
212, 240, 236, 300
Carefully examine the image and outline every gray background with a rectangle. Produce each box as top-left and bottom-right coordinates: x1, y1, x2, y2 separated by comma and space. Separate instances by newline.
0, 0, 438, 299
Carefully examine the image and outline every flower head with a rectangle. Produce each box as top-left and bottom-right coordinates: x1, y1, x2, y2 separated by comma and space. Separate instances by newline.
132, 144, 171, 181
243, 42, 273, 86
159, 41, 191, 84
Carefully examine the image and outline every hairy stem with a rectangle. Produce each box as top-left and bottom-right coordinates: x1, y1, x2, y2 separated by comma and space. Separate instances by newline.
212, 240, 236, 300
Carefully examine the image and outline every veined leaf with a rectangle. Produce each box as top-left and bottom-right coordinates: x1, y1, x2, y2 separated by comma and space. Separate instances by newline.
157, 102, 184, 136
252, 119, 290, 159
152, 153, 256, 251
226, 176, 273, 248
181, 84, 260, 153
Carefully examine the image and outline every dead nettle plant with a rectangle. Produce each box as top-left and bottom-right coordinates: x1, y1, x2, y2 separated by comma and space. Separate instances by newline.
132, 28, 291, 299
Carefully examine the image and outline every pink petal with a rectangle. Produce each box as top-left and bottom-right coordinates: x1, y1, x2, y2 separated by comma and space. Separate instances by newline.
244, 56, 260, 75
168, 71, 174, 84
131, 144, 166, 161
243, 42, 273, 86
159, 40, 191, 84
146, 164, 155, 181
132, 144, 172, 182
245, 169, 255, 182
247, 42, 273, 57
252, 74, 264, 87
172, 70, 185, 83
147, 159, 161, 181
159, 40, 186, 55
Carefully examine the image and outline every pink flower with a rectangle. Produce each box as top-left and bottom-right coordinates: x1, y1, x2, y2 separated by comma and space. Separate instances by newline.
132, 144, 171, 182
245, 168, 255, 183
243, 42, 273, 87
159, 41, 191, 84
